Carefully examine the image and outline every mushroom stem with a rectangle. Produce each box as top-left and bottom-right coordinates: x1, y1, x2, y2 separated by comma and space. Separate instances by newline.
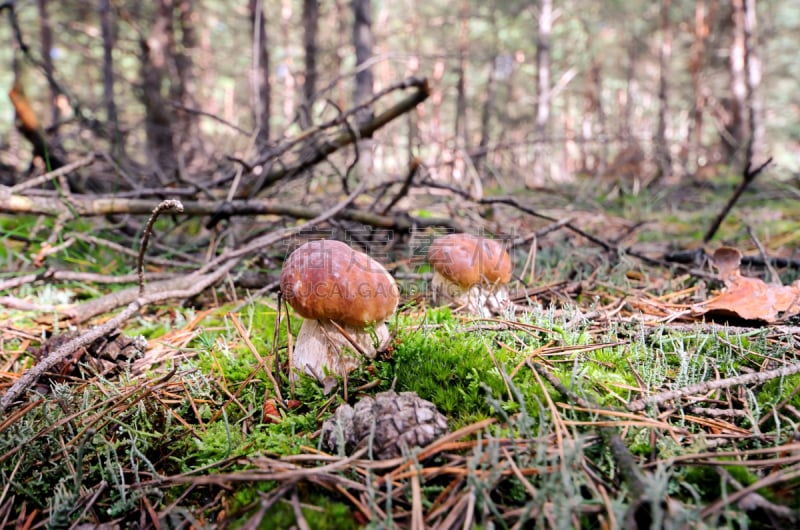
292, 319, 389, 381
430, 270, 509, 316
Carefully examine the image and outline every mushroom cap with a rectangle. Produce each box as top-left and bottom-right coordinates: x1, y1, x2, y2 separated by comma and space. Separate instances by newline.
280, 240, 399, 327
427, 233, 512, 288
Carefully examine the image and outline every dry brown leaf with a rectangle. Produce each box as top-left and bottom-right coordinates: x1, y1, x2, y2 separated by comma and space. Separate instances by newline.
691, 247, 800, 323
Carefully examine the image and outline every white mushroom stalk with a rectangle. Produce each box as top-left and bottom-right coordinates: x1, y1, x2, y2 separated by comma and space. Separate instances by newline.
280, 240, 399, 381
427, 233, 512, 316
291, 318, 390, 380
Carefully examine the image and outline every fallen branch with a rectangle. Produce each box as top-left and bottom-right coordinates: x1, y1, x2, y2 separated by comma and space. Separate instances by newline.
61, 266, 229, 324
0, 262, 232, 413
702, 157, 772, 243
0, 193, 456, 231
237, 77, 431, 197
9, 154, 96, 193
138, 200, 184, 296
421, 179, 617, 252
379, 157, 420, 216
628, 361, 800, 412
2, 177, 374, 410
664, 248, 800, 270
0, 270, 178, 293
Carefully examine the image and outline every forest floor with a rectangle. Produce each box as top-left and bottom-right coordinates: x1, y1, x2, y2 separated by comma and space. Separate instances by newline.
2, 168, 800, 529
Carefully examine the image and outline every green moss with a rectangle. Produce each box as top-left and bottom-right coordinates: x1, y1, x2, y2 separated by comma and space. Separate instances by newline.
758, 373, 800, 415
385, 318, 506, 424
680, 463, 762, 502
191, 421, 244, 466
240, 492, 361, 529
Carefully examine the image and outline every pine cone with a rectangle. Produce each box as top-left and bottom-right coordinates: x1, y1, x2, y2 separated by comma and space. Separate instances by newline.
321, 391, 449, 460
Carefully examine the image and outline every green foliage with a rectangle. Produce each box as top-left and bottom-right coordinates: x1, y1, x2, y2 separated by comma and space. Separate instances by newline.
383, 311, 518, 425
243, 492, 360, 530
191, 419, 243, 467
6, 242, 800, 528
0, 381, 177, 526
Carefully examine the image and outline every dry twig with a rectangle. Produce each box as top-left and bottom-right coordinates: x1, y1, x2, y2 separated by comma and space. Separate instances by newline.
703, 157, 772, 243
138, 199, 184, 296
628, 361, 800, 412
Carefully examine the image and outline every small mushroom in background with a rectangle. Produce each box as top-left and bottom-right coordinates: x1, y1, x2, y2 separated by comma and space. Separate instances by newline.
280, 239, 399, 381
427, 233, 512, 316
321, 390, 449, 460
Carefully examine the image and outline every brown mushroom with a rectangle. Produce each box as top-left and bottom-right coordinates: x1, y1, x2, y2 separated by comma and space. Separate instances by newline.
427, 233, 512, 315
280, 240, 399, 381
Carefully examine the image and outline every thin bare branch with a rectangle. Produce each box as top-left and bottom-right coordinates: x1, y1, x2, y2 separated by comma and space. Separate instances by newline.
628, 361, 800, 412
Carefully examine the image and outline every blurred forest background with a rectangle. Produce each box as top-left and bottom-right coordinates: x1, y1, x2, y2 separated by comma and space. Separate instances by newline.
1, 0, 798, 199
3, 3, 800, 526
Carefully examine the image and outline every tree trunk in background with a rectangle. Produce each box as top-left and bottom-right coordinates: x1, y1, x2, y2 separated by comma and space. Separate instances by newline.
37, 0, 58, 127
352, 0, 375, 181
406, 54, 420, 161
405, 4, 421, 162
476, 54, 498, 181
280, 0, 296, 127
250, 0, 271, 146
654, 0, 673, 183
741, 0, 764, 165
594, 58, 607, 176
688, 0, 710, 170
174, 0, 201, 168
352, 0, 374, 114
496, 51, 520, 187
581, 57, 604, 175
140, 0, 178, 181
302, 0, 319, 127
333, 0, 349, 110
727, 0, 747, 163
528, 0, 552, 187
99, 0, 118, 150
619, 37, 639, 143
428, 59, 445, 181
454, 1, 469, 148
453, 0, 470, 189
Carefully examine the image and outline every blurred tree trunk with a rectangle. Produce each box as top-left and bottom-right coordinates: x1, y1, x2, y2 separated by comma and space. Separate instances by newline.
250, 0, 271, 145
37, 0, 58, 127
654, 0, 673, 183
741, 0, 764, 165
405, 8, 421, 162
496, 52, 520, 186
454, 1, 469, 148
619, 37, 639, 143
429, 59, 445, 181
687, 0, 711, 170
139, 0, 202, 179
563, 89, 575, 175
173, 0, 201, 169
352, 0, 373, 115
726, 0, 747, 162
302, 0, 319, 127
527, 0, 552, 188
476, 54, 498, 181
453, 0, 470, 189
333, 0, 350, 110
140, 0, 178, 180
352, 0, 375, 181
99, 0, 119, 150
280, 0, 295, 126
581, 57, 605, 175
